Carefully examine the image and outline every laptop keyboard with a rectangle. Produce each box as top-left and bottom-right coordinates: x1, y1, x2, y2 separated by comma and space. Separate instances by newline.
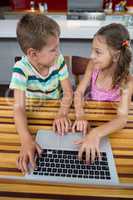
33, 149, 111, 180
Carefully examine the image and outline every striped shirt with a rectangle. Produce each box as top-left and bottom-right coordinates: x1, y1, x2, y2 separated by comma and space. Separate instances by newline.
9, 54, 69, 99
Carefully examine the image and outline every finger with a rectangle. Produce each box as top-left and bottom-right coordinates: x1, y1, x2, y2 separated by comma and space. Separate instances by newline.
53, 120, 57, 133
90, 148, 96, 164
96, 147, 101, 161
68, 119, 72, 128
19, 156, 25, 173
16, 156, 20, 169
78, 145, 85, 160
80, 121, 84, 132
72, 121, 77, 133
36, 143, 42, 156
85, 148, 91, 164
77, 121, 83, 132
22, 156, 29, 173
64, 119, 69, 133
56, 120, 61, 135
83, 122, 88, 136
76, 121, 80, 131
29, 151, 36, 170
60, 119, 65, 136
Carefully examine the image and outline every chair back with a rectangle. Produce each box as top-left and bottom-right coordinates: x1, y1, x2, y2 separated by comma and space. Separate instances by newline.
72, 56, 89, 84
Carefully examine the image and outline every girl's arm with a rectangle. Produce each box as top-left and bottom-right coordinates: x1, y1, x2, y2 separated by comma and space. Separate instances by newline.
93, 77, 133, 139
74, 61, 93, 119
14, 89, 41, 173
76, 77, 133, 163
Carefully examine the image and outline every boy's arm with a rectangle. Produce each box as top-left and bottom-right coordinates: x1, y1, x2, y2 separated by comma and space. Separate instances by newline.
14, 89, 42, 172
14, 89, 32, 143
57, 78, 73, 117
74, 62, 93, 119
91, 77, 133, 139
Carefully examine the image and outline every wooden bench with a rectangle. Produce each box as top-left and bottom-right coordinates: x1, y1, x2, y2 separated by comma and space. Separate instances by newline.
0, 97, 133, 199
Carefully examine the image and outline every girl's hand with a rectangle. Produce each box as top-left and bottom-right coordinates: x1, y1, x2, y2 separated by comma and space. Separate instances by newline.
74, 130, 101, 163
16, 137, 42, 174
72, 119, 89, 135
53, 116, 72, 136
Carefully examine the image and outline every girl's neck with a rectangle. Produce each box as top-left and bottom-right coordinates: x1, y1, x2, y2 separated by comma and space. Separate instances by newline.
96, 63, 117, 90
100, 62, 117, 78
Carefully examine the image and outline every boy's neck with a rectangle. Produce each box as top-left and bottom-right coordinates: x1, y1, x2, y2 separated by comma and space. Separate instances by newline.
27, 57, 49, 77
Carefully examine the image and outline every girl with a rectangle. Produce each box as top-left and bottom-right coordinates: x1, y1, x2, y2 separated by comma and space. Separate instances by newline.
72, 23, 133, 163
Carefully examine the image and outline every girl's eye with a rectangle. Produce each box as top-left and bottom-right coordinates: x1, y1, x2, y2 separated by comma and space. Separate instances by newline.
96, 50, 101, 55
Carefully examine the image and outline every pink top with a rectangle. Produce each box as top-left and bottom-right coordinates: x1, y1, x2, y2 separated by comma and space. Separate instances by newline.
85, 69, 121, 102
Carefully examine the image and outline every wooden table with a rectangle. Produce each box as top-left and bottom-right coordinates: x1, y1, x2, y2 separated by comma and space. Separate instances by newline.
0, 97, 133, 199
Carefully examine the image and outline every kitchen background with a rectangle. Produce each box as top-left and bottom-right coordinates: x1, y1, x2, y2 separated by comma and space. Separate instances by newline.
0, 0, 133, 90
0, 0, 133, 11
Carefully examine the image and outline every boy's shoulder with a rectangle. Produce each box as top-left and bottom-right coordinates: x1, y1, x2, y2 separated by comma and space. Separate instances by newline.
13, 56, 28, 69
55, 54, 64, 67
12, 56, 32, 77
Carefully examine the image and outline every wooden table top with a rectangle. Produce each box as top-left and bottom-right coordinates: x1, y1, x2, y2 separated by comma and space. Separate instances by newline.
0, 97, 133, 199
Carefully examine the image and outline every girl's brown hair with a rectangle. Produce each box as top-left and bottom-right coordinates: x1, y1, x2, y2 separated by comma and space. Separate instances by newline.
95, 23, 132, 88
17, 13, 60, 54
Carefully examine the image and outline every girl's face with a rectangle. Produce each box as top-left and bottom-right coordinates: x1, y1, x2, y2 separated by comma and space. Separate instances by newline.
90, 35, 113, 70
35, 35, 60, 68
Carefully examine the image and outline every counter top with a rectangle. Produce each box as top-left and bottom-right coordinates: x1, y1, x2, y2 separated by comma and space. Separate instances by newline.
0, 18, 133, 39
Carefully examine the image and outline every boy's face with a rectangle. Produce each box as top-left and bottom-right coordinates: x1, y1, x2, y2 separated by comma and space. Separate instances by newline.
90, 35, 113, 70
35, 35, 60, 68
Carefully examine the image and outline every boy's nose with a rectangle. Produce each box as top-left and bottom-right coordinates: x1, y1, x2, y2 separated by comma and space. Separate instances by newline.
55, 47, 60, 57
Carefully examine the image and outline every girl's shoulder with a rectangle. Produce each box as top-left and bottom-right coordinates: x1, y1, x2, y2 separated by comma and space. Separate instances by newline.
127, 74, 133, 86
127, 74, 133, 90
121, 74, 133, 96
84, 59, 94, 74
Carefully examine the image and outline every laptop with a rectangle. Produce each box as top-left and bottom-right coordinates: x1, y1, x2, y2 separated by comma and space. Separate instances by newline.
25, 130, 119, 185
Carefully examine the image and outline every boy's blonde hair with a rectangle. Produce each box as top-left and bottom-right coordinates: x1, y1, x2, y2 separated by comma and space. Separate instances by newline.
16, 13, 60, 54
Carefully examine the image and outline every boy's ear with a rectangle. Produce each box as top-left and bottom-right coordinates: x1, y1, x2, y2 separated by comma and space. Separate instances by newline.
27, 48, 37, 59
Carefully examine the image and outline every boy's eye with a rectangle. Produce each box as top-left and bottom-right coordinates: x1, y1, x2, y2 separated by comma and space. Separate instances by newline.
50, 49, 56, 52
50, 47, 59, 52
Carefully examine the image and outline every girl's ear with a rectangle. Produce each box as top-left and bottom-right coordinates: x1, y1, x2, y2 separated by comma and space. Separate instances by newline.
113, 50, 120, 63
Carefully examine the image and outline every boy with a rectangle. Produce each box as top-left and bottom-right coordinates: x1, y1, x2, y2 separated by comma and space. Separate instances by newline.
9, 13, 73, 173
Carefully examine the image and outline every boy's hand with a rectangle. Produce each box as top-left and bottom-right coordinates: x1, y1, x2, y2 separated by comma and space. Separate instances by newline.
53, 116, 72, 136
74, 130, 101, 163
16, 137, 42, 174
72, 119, 89, 135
